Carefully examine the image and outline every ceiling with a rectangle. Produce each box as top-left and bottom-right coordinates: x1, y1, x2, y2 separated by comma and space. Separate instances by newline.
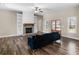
0, 3, 79, 12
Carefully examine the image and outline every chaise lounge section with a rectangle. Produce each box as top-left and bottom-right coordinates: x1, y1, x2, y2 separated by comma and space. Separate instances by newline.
28, 32, 60, 49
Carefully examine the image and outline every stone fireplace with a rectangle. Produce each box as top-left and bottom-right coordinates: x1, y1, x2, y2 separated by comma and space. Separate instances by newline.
23, 24, 34, 34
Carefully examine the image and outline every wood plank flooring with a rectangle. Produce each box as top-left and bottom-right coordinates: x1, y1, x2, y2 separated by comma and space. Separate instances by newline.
0, 35, 79, 55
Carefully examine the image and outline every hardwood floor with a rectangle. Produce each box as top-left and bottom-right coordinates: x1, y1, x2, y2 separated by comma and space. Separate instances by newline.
0, 35, 79, 55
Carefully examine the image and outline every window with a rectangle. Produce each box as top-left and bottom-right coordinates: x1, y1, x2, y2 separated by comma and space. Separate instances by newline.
51, 20, 61, 34
68, 17, 77, 33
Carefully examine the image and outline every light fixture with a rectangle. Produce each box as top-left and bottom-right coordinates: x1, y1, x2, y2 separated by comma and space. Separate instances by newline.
34, 7, 43, 16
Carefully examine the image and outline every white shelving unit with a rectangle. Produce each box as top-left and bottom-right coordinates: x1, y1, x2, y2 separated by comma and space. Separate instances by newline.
17, 12, 23, 35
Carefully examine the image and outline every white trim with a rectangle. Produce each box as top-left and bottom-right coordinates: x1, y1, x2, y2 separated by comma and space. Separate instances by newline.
62, 35, 79, 40
67, 16, 77, 33
0, 34, 20, 38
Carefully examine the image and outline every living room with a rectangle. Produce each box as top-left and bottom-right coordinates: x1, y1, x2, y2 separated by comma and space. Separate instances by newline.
0, 3, 79, 55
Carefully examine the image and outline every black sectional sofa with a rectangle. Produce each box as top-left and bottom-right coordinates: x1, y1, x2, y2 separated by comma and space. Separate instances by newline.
28, 32, 60, 49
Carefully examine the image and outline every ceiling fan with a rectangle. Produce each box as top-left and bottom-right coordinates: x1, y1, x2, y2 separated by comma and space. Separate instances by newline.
34, 7, 43, 16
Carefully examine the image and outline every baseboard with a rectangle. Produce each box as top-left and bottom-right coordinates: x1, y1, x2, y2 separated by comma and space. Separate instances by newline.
0, 34, 20, 38
62, 35, 79, 40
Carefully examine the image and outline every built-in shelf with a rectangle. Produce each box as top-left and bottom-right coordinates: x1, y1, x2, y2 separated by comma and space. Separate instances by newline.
17, 12, 23, 35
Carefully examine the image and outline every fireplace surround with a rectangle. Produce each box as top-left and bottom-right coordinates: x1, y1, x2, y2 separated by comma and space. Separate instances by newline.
23, 24, 34, 34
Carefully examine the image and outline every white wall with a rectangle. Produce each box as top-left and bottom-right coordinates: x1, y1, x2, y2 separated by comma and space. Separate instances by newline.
43, 8, 79, 40
43, 11, 58, 33
22, 11, 34, 24
34, 15, 43, 33
55, 8, 79, 40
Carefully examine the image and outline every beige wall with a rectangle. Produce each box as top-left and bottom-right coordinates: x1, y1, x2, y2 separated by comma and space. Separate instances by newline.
43, 11, 57, 33
76, 7, 79, 38
57, 8, 79, 39
43, 8, 79, 39
0, 10, 17, 37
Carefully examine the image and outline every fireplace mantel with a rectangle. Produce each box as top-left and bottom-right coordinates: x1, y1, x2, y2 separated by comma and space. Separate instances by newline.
23, 24, 34, 34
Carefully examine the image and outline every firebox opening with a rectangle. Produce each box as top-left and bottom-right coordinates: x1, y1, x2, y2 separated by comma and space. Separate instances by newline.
26, 28, 32, 33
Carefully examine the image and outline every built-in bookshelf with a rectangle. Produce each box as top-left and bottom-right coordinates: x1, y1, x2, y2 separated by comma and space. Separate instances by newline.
17, 12, 23, 35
